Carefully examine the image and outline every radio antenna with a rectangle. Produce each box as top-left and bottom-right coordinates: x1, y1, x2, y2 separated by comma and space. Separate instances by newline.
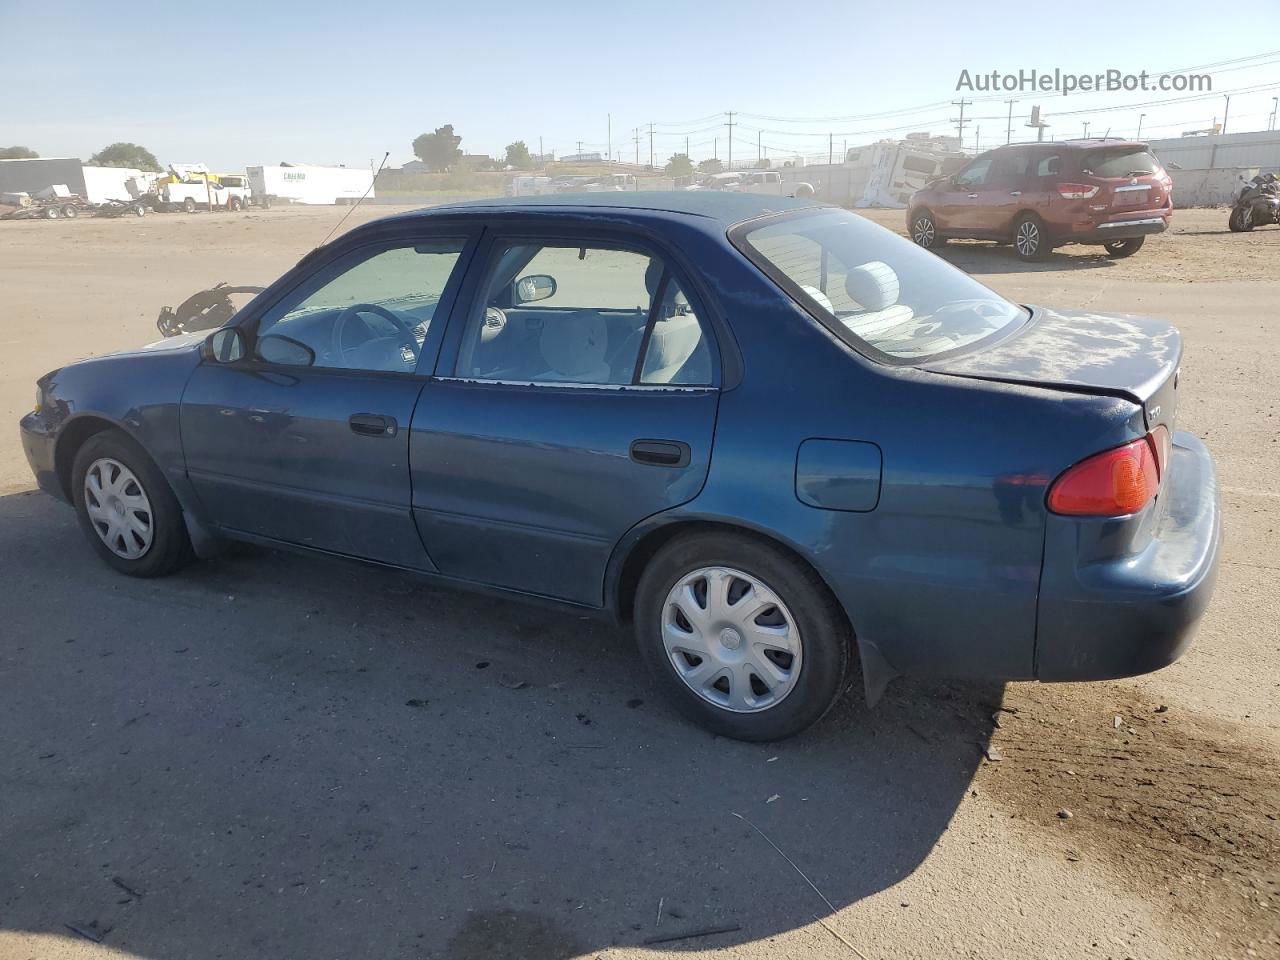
318, 151, 389, 248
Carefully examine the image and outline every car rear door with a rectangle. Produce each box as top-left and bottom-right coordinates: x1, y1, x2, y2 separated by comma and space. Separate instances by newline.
409, 224, 721, 605
1075, 145, 1169, 221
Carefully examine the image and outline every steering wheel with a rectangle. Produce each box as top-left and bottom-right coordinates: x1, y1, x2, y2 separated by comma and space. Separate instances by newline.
331, 303, 420, 367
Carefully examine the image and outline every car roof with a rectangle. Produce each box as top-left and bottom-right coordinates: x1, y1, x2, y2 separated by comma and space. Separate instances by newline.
998, 139, 1148, 152
391, 190, 821, 226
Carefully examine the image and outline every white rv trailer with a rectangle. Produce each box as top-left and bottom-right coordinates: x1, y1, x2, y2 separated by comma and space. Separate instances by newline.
246, 164, 375, 205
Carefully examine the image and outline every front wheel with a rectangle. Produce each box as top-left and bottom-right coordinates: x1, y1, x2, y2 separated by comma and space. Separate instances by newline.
1012, 214, 1049, 261
1228, 206, 1253, 232
72, 431, 192, 577
228, 196, 242, 211
909, 210, 943, 249
1103, 236, 1145, 258
61, 204, 79, 219
634, 532, 851, 741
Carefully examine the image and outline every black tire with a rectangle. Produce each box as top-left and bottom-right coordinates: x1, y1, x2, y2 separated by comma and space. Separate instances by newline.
228, 196, 242, 211
132, 203, 147, 217
71, 430, 192, 578
634, 531, 851, 741
61, 204, 79, 219
44, 205, 60, 219
260, 195, 272, 209
182, 197, 197, 213
1103, 236, 1145, 258
1228, 207, 1253, 232
1012, 213, 1049, 261
909, 210, 944, 249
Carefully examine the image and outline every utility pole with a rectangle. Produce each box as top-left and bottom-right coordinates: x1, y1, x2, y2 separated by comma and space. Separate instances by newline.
1270, 97, 1279, 131
1136, 114, 1145, 140
576, 140, 583, 157
726, 111, 736, 171
758, 130, 762, 164
951, 98, 971, 147
975, 125, 980, 153
538, 136, 543, 165
1005, 99, 1016, 144
1027, 105, 1049, 142
686, 136, 690, 157
828, 132, 833, 166
648, 122, 654, 169
714, 138, 718, 160
633, 127, 640, 166
607, 114, 611, 165
1083, 121, 1090, 139
1222, 95, 1231, 135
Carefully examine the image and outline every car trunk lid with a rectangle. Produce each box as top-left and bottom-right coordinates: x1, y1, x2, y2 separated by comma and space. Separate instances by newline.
920, 306, 1180, 432
1074, 144, 1171, 217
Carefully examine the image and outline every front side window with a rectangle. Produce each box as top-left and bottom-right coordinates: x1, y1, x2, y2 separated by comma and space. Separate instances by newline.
455, 241, 712, 386
734, 209, 1028, 361
952, 154, 993, 187
254, 239, 466, 372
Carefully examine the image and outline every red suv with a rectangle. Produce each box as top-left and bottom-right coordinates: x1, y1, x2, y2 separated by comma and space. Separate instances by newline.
907, 140, 1173, 261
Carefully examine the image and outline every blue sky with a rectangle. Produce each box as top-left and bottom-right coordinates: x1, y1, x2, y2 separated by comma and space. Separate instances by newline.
3, 0, 1277, 170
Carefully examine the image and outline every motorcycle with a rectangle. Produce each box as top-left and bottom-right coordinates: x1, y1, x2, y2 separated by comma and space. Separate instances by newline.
1228, 172, 1280, 232
157, 282, 265, 337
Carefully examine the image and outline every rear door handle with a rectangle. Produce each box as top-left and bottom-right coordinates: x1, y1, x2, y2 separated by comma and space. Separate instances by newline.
630, 439, 690, 468
966, 193, 978, 199
1009, 190, 1022, 196
349, 413, 397, 437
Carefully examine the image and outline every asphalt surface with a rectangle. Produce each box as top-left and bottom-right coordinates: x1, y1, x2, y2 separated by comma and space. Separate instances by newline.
0, 206, 1276, 959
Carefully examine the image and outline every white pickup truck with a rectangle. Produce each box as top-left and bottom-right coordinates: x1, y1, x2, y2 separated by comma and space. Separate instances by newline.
159, 176, 248, 212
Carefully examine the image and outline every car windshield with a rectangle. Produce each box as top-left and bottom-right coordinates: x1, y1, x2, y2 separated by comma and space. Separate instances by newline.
734, 208, 1028, 361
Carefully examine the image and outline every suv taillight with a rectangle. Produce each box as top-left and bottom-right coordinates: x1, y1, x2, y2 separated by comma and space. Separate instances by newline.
1047, 427, 1169, 517
1056, 182, 1100, 199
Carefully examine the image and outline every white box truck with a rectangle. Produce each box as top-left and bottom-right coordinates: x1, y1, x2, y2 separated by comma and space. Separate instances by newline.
246, 164, 374, 205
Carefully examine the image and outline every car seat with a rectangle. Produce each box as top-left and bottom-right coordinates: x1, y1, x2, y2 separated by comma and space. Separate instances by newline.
839, 261, 914, 338
538, 314, 611, 383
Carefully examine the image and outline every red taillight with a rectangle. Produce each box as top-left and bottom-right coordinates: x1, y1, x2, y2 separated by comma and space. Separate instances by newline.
1048, 432, 1165, 516
1056, 182, 1100, 199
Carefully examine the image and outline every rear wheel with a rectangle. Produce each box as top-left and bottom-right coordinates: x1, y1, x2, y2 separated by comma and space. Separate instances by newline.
1013, 213, 1049, 261
61, 204, 79, 219
132, 203, 147, 217
72, 431, 192, 578
228, 196, 242, 211
634, 531, 850, 741
909, 210, 943, 249
44, 205, 60, 219
1103, 236, 1145, 258
1228, 206, 1253, 232
182, 197, 197, 213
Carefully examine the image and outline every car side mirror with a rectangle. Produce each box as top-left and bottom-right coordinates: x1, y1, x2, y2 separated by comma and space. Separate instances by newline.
204, 327, 245, 363
514, 274, 556, 304
256, 334, 316, 367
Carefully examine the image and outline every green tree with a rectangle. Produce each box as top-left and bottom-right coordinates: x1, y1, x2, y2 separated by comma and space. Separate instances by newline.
0, 146, 38, 160
504, 141, 533, 170
697, 157, 723, 174
411, 125, 463, 171
664, 153, 694, 177
88, 142, 162, 171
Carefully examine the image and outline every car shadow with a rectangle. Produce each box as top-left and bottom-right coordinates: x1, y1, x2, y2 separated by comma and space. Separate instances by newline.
934, 242, 1119, 275
0, 490, 1000, 959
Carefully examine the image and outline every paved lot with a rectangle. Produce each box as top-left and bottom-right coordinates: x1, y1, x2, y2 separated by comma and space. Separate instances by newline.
0, 205, 1276, 959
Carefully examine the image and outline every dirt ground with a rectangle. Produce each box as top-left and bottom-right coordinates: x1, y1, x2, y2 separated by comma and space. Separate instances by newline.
0, 204, 1276, 960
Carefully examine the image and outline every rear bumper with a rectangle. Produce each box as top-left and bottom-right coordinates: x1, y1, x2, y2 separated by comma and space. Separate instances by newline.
19, 411, 66, 502
1072, 215, 1170, 244
1035, 432, 1221, 681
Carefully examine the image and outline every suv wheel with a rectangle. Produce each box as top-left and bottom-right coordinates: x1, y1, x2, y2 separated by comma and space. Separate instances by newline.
1013, 214, 1049, 261
909, 211, 943, 249
1103, 237, 1145, 259
72, 431, 193, 577
634, 531, 850, 741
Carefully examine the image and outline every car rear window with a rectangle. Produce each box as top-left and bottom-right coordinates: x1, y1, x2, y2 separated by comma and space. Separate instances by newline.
1079, 147, 1160, 178
732, 208, 1028, 362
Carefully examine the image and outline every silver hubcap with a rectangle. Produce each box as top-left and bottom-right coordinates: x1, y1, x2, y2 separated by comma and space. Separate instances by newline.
1016, 221, 1040, 255
912, 217, 935, 245
661, 566, 802, 713
84, 458, 154, 559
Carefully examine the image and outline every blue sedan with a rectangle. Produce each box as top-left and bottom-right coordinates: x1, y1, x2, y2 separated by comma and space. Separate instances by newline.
19, 193, 1221, 740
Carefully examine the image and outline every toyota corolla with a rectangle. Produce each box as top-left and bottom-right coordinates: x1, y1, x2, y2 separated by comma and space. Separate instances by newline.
19, 193, 1221, 741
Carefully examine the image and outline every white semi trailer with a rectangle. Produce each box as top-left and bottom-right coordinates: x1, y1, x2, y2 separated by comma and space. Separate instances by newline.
246, 164, 375, 205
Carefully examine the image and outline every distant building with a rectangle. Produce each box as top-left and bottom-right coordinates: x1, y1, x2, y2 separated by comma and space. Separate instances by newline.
561, 152, 604, 163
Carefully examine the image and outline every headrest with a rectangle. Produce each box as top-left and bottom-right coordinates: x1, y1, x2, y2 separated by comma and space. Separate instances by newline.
844, 261, 899, 312
642, 314, 702, 380
645, 259, 666, 297
540, 315, 607, 376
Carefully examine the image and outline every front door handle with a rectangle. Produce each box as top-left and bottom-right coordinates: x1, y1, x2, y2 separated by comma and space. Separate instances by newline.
966, 193, 978, 199
630, 439, 690, 468
1009, 190, 1022, 197
349, 413, 397, 437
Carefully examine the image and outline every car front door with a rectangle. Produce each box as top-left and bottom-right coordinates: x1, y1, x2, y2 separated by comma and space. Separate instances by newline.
410, 229, 720, 605
180, 231, 479, 568
934, 153, 994, 234
977, 149, 1032, 236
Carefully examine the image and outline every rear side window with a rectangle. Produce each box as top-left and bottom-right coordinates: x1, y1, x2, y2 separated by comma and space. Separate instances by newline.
1035, 154, 1061, 177
733, 209, 1027, 362
1080, 148, 1159, 177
